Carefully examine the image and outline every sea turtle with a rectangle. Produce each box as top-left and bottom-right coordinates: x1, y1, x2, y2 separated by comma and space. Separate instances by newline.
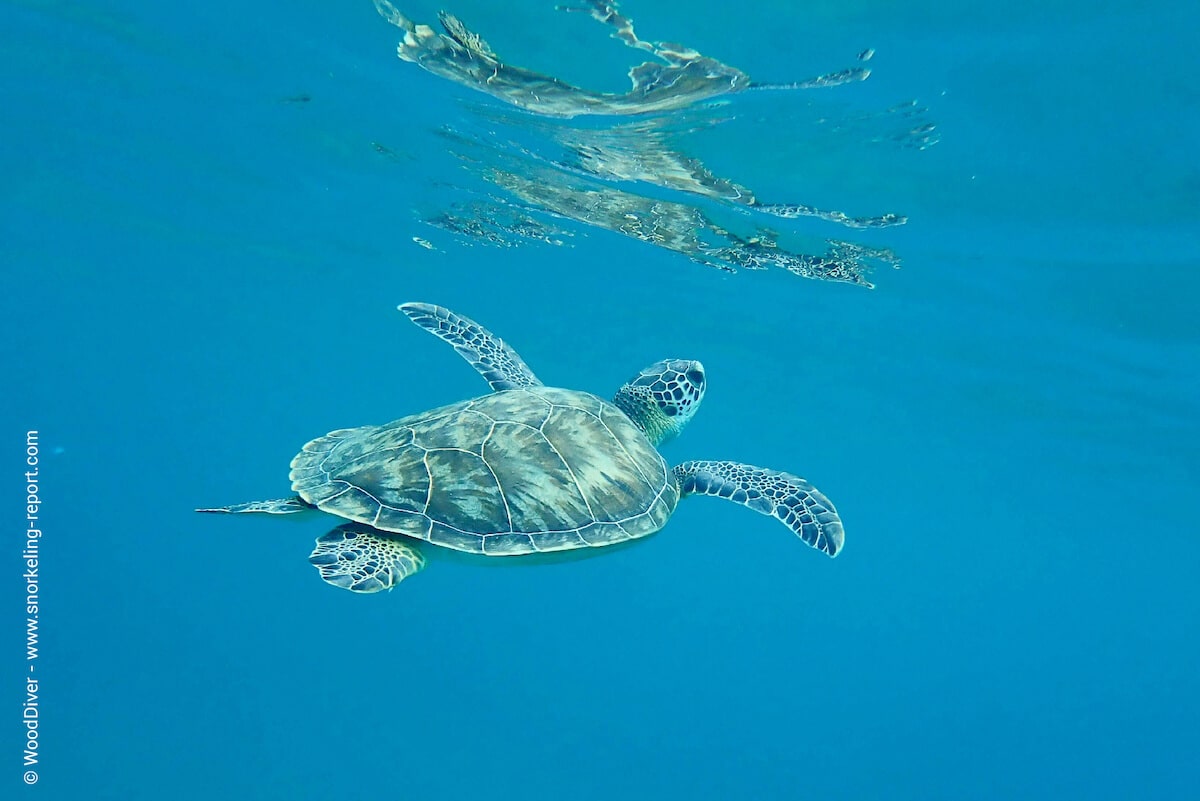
197, 302, 844, 593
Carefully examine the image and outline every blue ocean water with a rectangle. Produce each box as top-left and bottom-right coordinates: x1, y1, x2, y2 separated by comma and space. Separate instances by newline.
3, 0, 1198, 798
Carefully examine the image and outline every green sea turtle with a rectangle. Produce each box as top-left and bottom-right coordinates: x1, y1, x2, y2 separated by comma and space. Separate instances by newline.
197, 303, 844, 593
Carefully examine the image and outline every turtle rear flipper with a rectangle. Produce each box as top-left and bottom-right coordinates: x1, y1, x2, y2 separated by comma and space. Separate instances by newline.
309, 524, 426, 593
196, 497, 312, 514
673, 461, 844, 557
399, 302, 542, 391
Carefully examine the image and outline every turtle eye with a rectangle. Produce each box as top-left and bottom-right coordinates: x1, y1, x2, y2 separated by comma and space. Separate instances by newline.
686, 368, 704, 386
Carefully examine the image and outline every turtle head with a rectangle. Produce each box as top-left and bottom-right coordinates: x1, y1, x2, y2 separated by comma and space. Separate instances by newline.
612, 359, 706, 446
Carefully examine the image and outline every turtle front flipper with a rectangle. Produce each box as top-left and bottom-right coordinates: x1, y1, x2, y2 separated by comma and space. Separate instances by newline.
195, 497, 313, 514
673, 461, 844, 557
398, 302, 543, 392
309, 524, 426, 593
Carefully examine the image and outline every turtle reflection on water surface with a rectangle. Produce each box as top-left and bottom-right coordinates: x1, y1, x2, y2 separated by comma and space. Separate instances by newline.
198, 303, 843, 593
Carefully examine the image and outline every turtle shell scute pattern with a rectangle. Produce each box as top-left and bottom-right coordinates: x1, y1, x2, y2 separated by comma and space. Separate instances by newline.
289, 387, 679, 555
